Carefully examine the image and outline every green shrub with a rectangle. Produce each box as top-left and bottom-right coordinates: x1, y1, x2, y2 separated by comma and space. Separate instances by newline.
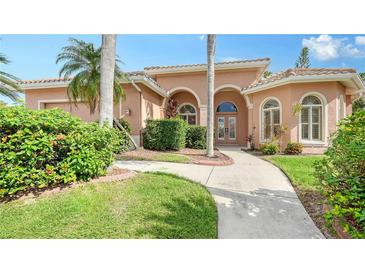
186, 125, 206, 149
143, 118, 187, 151
284, 142, 303, 155
118, 117, 131, 133
315, 110, 365, 238
0, 106, 129, 198
260, 142, 279, 155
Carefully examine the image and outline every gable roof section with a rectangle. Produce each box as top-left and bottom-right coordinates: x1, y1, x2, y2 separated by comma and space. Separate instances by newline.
19, 71, 167, 97
144, 58, 271, 75
241, 68, 365, 95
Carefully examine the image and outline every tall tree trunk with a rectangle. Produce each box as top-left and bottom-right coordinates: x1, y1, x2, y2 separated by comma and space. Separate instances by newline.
99, 34, 116, 127
206, 34, 216, 157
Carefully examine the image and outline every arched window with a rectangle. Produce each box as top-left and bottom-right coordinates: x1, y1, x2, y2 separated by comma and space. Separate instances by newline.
216, 102, 238, 112
261, 98, 281, 141
301, 95, 323, 141
179, 104, 197, 125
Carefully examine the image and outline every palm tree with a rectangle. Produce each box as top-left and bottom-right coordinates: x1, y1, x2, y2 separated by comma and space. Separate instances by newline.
99, 34, 117, 127
56, 38, 126, 116
0, 53, 22, 101
206, 34, 216, 157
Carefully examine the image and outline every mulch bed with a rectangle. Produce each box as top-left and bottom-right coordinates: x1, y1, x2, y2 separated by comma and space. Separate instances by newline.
293, 186, 338, 239
117, 148, 234, 166
1, 168, 136, 203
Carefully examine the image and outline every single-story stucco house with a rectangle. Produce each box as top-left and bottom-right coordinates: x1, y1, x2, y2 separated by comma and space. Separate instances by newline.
21, 58, 365, 153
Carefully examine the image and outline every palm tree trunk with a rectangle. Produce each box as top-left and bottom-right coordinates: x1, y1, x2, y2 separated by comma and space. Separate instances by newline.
99, 34, 116, 127
206, 34, 216, 157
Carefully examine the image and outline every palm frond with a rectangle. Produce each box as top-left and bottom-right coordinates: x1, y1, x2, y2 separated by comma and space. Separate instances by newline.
0, 53, 10, 64
0, 52, 23, 101
57, 37, 127, 113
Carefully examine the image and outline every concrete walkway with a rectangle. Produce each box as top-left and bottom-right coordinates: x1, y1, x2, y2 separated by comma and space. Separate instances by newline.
115, 146, 324, 239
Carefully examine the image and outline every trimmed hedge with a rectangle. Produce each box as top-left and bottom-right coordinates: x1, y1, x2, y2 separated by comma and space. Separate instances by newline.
143, 118, 187, 151
186, 125, 207, 149
315, 110, 365, 238
0, 106, 129, 198
284, 142, 303, 155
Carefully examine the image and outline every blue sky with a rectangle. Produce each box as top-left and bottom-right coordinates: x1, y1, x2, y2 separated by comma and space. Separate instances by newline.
1, 34, 365, 103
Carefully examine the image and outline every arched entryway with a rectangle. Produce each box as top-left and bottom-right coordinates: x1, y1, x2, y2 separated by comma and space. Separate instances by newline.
168, 88, 200, 125
214, 89, 247, 145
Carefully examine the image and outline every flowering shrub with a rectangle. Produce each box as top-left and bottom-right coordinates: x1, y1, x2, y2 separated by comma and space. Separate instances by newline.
284, 142, 303, 155
0, 107, 129, 197
260, 142, 279, 155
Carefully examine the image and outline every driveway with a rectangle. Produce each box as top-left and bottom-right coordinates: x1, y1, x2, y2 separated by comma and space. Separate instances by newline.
115, 146, 324, 239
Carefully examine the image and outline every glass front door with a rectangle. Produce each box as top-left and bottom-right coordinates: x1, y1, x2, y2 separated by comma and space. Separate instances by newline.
218, 117, 225, 140
216, 115, 237, 143
228, 117, 236, 140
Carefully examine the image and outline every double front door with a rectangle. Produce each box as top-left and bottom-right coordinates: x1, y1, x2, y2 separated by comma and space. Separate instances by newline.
216, 115, 237, 144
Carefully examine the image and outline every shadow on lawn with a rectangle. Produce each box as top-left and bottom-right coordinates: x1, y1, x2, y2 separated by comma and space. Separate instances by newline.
134, 194, 218, 239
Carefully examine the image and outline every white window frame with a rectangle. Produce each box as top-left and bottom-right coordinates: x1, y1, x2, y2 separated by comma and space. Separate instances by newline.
178, 103, 197, 125
259, 97, 282, 143
299, 92, 328, 145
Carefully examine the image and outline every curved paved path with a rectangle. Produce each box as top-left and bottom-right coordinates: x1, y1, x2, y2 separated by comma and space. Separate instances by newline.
115, 146, 323, 239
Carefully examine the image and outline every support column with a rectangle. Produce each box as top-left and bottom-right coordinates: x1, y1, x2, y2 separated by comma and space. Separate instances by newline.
199, 105, 208, 126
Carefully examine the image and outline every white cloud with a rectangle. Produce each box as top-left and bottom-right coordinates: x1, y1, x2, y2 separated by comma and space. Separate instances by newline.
340, 43, 365, 58
302, 34, 365, 61
198, 35, 205, 40
355, 36, 365, 45
219, 56, 241, 62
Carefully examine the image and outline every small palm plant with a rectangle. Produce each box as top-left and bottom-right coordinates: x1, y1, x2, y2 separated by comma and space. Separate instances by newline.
292, 102, 302, 117
56, 38, 127, 114
0, 53, 22, 101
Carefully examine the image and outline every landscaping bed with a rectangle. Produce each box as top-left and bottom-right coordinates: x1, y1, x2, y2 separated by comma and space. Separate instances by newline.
1, 167, 135, 203
265, 155, 338, 239
0, 172, 217, 239
116, 148, 233, 166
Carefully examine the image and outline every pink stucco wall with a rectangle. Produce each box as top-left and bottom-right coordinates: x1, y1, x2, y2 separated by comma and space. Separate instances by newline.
24, 68, 354, 152
25, 83, 164, 137
156, 68, 261, 106
248, 81, 347, 153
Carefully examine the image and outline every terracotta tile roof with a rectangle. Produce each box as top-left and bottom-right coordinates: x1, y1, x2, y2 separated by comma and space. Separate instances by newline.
242, 68, 357, 91
19, 71, 167, 96
19, 78, 72, 85
144, 58, 271, 70
19, 71, 145, 85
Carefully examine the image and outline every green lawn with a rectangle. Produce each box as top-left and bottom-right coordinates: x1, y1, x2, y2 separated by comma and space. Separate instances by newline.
0, 173, 217, 239
152, 153, 189, 163
118, 153, 189, 163
266, 155, 324, 190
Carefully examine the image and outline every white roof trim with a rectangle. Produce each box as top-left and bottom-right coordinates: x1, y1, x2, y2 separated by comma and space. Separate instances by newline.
145, 60, 270, 75
241, 73, 365, 95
